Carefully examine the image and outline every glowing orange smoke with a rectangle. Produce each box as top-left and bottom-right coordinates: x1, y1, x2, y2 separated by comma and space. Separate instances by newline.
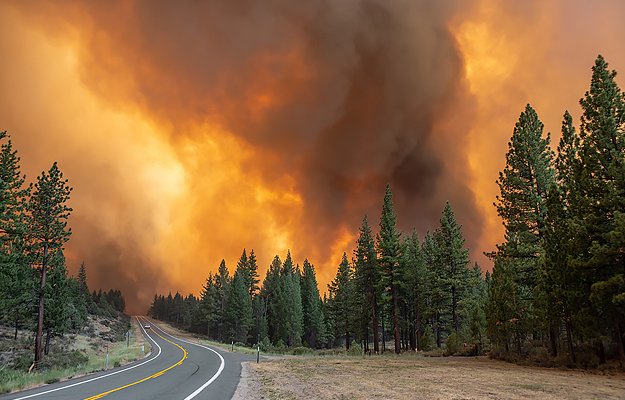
2, 0, 625, 314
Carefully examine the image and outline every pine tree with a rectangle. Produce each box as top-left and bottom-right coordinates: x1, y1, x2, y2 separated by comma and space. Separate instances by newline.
248, 249, 260, 300
215, 259, 230, 341
495, 104, 554, 286
328, 253, 354, 350
490, 104, 555, 355
269, 251, 303, 347
353, 214, 381, 353
402, 229, 427, 350
28, 162, 72, 363
437, 202, 472, 336
301, 259, 326, 348
262, 255, 282, 341
376, 184, 402, 354
0, 131, 31, 340
198, 272, 218, 339
574, 55, 625, 362
225, 271, 252, 343
422, 230, 447, 347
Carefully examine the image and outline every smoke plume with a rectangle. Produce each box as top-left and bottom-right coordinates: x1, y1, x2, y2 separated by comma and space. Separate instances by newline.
3, 0, 624, 314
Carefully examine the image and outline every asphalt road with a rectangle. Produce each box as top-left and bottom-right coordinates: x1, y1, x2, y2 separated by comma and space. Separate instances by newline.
2, 317, 256, 400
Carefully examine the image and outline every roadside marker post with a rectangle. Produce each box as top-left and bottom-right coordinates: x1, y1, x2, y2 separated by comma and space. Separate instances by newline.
257, 333, 260, 363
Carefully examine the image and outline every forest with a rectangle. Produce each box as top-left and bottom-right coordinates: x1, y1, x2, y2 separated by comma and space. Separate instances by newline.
149, 55, 625, 367
0, 134, 128, 369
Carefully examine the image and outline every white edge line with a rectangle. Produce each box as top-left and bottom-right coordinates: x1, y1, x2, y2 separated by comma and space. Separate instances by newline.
12, 317, 162, 400
148, 323, 226, 400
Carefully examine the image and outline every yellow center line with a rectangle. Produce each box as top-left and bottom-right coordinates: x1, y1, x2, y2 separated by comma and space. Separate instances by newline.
83, 325, 188, 400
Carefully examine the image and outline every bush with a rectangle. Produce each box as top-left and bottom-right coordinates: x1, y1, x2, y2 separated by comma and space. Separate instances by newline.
554, 353, 576, 369
527, 347, 553, 368
292, 346, 314, 355
259, 336, 273, 353
488, 346, 505, 360
420, 325, 435, 351
576, 350, 599, 370
347, 341, 362, 356
444, 332, 459, 356
422, 348, 444, 357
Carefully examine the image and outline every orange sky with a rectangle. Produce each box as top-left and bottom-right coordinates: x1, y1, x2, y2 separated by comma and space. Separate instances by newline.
1, 0, 624, 315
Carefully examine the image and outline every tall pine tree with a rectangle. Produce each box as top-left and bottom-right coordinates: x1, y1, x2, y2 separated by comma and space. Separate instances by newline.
28, 162, 72, 363
376, 184, 402, 354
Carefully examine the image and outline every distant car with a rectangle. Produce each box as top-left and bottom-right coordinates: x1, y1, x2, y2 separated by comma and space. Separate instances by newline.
145, 325, 151, 329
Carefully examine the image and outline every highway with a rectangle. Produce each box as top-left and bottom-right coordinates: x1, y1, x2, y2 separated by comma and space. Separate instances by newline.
1, 317, 256, 400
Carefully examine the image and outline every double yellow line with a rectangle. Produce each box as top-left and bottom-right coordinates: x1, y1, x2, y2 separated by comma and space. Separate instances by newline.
84, 322, 187, 400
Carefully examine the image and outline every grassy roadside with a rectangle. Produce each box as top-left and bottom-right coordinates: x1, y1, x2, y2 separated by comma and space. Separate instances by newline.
246, 356, 625, 400
0, 317, 150, 395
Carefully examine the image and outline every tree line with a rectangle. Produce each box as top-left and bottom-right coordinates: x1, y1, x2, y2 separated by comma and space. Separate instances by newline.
149, 186, 487, 354
0, 133, 127, 364
486, 55, 625, 365
150, 55, 624, 365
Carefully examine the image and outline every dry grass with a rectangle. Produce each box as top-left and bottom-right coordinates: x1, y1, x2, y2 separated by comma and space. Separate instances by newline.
243, 355, 625, 400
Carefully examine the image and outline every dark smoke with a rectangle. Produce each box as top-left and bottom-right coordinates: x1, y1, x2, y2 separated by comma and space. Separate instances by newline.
8, 0, 485, 313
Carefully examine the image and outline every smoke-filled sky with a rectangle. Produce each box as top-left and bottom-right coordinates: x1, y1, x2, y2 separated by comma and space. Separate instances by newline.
1, 0, 624, 315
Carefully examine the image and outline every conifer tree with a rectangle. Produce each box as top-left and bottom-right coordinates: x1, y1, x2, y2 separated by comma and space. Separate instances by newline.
0, 132, 31, 340
421, 230, 447, 347
269, 251, 303, 346
215, 259, 230, 341
574, 55, 625, 362
402, 229, 427, 350
28, 162, 72, 363
262, 255, 282, 341
198, 272, 218, 338
225, 271, 252, 343
353, 214, 381, 353
437, 202, 472, 336
328, 253, 354, 350
301, 259, 326, 348
248, 249, 260, 300
489, 104, 554, 355
376, 184, 402, 354
495, 104, 554, 286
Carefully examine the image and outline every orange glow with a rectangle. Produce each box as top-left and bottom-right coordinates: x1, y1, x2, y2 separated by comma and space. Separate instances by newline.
3, 1, 625, 314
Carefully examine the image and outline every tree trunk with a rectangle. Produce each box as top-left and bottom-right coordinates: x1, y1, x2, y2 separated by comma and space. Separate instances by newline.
381, 315, 386, 353
452, 283, 458, 336
44, 327, 51, 356
35, 238, 49, 363
596, 340, 606, 365
14, 313, 19, 341
516, 326, 522, 357
614, 322, 625, 364
391, 282, 400, 355
371, 292, 379, 353
564, 308, 576, 363
549, 323, 558, 357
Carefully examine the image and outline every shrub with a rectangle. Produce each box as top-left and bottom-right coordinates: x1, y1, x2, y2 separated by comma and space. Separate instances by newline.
292, 346, 314, 355
576, 350, 599, 370
553, 353, 576, 369
444, 332, 459, 356
420, 325, 435, 351
527, 347, 553, 368
347, 341, 362, 356
259, 337, 273, 353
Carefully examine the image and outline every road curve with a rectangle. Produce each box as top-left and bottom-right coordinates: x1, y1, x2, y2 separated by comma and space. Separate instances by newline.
1, 317, 256, 400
